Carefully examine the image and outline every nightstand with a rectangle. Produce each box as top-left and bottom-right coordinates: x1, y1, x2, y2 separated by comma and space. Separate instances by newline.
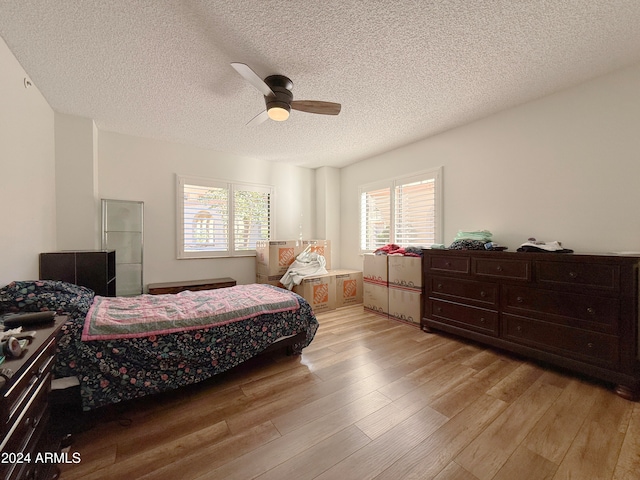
0, 317, 66, 480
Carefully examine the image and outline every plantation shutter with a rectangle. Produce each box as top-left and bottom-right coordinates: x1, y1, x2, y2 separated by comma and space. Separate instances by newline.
177, 175, 273, 258
233, 184, 272, 252
360, 186, 391, 251
359, 168, 441, 253
394, 177, 436, 246
182, 181, 229, 253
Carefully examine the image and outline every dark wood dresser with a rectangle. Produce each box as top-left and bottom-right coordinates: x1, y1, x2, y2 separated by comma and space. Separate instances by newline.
422, 249, 640, 400
1, 317, 66, 480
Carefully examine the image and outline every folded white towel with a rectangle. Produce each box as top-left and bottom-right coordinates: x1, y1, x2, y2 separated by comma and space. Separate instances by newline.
519, 240, 564, 251
280, 247, 328, 289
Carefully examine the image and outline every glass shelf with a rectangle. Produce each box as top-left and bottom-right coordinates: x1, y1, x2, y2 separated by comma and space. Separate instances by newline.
102, 199, 144, 296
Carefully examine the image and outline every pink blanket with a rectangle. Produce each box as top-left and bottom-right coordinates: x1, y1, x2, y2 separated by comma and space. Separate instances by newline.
82, 284, 300, 341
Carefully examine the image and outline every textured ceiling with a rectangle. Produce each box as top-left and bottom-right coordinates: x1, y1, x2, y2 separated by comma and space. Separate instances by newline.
1, 1, 640, 168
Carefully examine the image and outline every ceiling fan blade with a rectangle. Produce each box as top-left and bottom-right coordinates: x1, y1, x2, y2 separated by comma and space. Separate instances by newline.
246, 110, 269, 126
231, 63, 275, 97
291, 100, 341, 115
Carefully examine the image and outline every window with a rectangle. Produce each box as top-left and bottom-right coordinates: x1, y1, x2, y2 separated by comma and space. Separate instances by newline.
177, 175, 274, 258
359, 168, 442, 252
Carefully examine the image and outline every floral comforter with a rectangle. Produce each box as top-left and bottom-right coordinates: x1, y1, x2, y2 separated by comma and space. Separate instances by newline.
0, 280, 318, 411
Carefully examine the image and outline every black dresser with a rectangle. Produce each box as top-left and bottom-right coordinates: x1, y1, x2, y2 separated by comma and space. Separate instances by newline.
39, 250, 116, 296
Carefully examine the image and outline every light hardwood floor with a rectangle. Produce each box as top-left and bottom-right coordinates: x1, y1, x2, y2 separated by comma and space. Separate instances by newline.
58, 305, 640, 480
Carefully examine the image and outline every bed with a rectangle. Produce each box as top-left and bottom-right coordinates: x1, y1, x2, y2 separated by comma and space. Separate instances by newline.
0, 280, 318, 411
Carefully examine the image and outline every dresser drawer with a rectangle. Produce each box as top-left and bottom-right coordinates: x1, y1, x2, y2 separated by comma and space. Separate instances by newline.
427, 255, 470, 274
473, 258, 530, 280
430, 277, 497, 307
430, 299, 499, 336
2, 371, 50, 455
1, 337, 56, 434
503, 314, 619, 367
502, 285, 619, 333
536, 261, 619, 291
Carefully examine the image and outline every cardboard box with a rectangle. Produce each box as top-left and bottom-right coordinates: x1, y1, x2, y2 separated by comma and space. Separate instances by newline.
363, 282, 388, 317
363, 254, 388, 286
293, 272, 336, 313
255, 239, 331, 277
388, 287, 422, 327
334, 269, 363, 307
255, 240, 302, 276
301, 239, 331, 270
387, 255, 422, 291
256, 273, 284, 288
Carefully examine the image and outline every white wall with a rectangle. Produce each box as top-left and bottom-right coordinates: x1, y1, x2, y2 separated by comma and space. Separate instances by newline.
340, 62, 640, 270
0, 37, 56, 286
55, 112, 100, 250
4, 28, 639, 287
315, 166, 341, 267
97, 131, 316, 287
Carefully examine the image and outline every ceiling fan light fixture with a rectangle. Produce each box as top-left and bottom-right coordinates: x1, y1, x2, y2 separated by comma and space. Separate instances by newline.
267, 105, 290, 121
231, 63, 341, 125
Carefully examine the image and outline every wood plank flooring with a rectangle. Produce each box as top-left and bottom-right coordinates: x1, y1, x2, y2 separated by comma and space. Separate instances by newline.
58, 305, 640, 480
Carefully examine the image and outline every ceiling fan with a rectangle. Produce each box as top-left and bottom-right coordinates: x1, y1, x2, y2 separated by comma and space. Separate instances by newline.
231, 62, 341, 125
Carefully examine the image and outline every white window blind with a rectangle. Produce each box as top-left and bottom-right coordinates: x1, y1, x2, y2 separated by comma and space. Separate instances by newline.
360, 186, 391, 251
233, 185, 272, 252
359, 168, 442, 252
395, 176, 437, 246
177, 175, 273, 258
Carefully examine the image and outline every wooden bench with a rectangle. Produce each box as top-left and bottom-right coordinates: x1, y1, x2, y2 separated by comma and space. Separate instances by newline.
147, 277, 236, 295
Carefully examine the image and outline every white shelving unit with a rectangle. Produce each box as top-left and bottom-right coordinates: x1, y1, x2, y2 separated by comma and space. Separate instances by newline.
102, 199, 144, 296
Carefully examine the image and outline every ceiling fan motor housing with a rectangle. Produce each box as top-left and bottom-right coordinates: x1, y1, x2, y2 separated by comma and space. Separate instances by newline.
264, 75, 293, 113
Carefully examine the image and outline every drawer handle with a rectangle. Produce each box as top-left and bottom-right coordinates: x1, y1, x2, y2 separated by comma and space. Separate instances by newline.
587, 342, 594, 349
445, 261, 451, 267
25, 415, 40, 429
479, 317, 486, 324
569, 271, 578, 279
437, 283, 443, 290
516, 325, 522, 332
586, 307, 595, 315
480, 291, 487, 297
435, 307, 442, 313
496, 266, 503, 272
516, 296, 524, 303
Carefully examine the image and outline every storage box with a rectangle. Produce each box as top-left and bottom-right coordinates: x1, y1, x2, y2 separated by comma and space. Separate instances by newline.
293, 272, 336, 313
363, 282, 388, 317
363, 254, 388, 286
334, 270, 363, 307
256, 273, 284, 288
301, 239, 331, 270
388, 287, 422, 327
256, 240, 303, 276
388, 255, 422, 291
